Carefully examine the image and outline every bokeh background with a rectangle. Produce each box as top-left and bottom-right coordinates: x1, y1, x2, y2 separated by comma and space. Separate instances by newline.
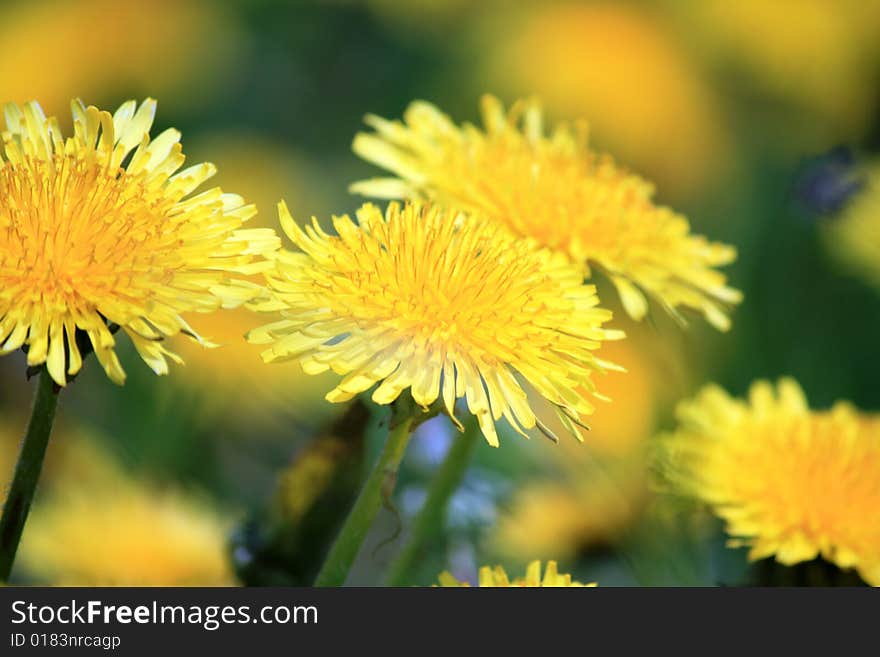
2, 0, 879, 586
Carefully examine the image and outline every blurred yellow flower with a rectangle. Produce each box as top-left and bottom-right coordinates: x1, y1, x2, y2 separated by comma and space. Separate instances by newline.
17, 437, 234, 586
483, 1, 729, 196
0, 0, 238, 116
658, 378, 880, 585
352, 95, 741, 330
824, 162, 880, 291
492, 468, 647, 561
248, 200, 622, 447
437, 560, 595, 587
675, 0, 880, 142
0, 98, 279, 386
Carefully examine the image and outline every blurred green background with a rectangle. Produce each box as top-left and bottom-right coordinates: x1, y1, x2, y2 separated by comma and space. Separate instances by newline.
1, 0, 879, 586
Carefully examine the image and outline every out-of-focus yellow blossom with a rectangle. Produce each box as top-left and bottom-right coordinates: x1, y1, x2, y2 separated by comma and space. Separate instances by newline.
658, 378, 880, 585
483, 1, 729, 196
0, 0, 239, 116
352, 95, 741, 330
824, 162, 880, 292
248, 201, 623, 447
673, 0, 880, 142
437, 560, 595, 587
492, 464, 647, 561
17, 437, 235, 586
0, 98, 279, 387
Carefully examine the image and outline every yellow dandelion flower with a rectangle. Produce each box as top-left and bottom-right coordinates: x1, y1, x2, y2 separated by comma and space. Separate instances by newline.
0, 98, 279, 386
824, 162, 880, 291
352, 95, 741, 330
437, 560, 595, 587
658, 378, 880, 585
248, 200, 622, 447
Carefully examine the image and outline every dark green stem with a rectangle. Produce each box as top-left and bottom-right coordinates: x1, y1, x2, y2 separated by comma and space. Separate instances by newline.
313, 411, 414, 586
385, 420, 479, 586
0, 368, 60, 582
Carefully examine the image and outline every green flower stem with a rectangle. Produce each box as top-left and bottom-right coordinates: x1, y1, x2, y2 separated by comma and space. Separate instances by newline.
385, 420, 479, 586
313, 411, 415, 587
0, 368, 60, 582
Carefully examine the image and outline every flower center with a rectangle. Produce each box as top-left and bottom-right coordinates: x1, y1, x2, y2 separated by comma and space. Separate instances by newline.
0, 156, 178, 314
